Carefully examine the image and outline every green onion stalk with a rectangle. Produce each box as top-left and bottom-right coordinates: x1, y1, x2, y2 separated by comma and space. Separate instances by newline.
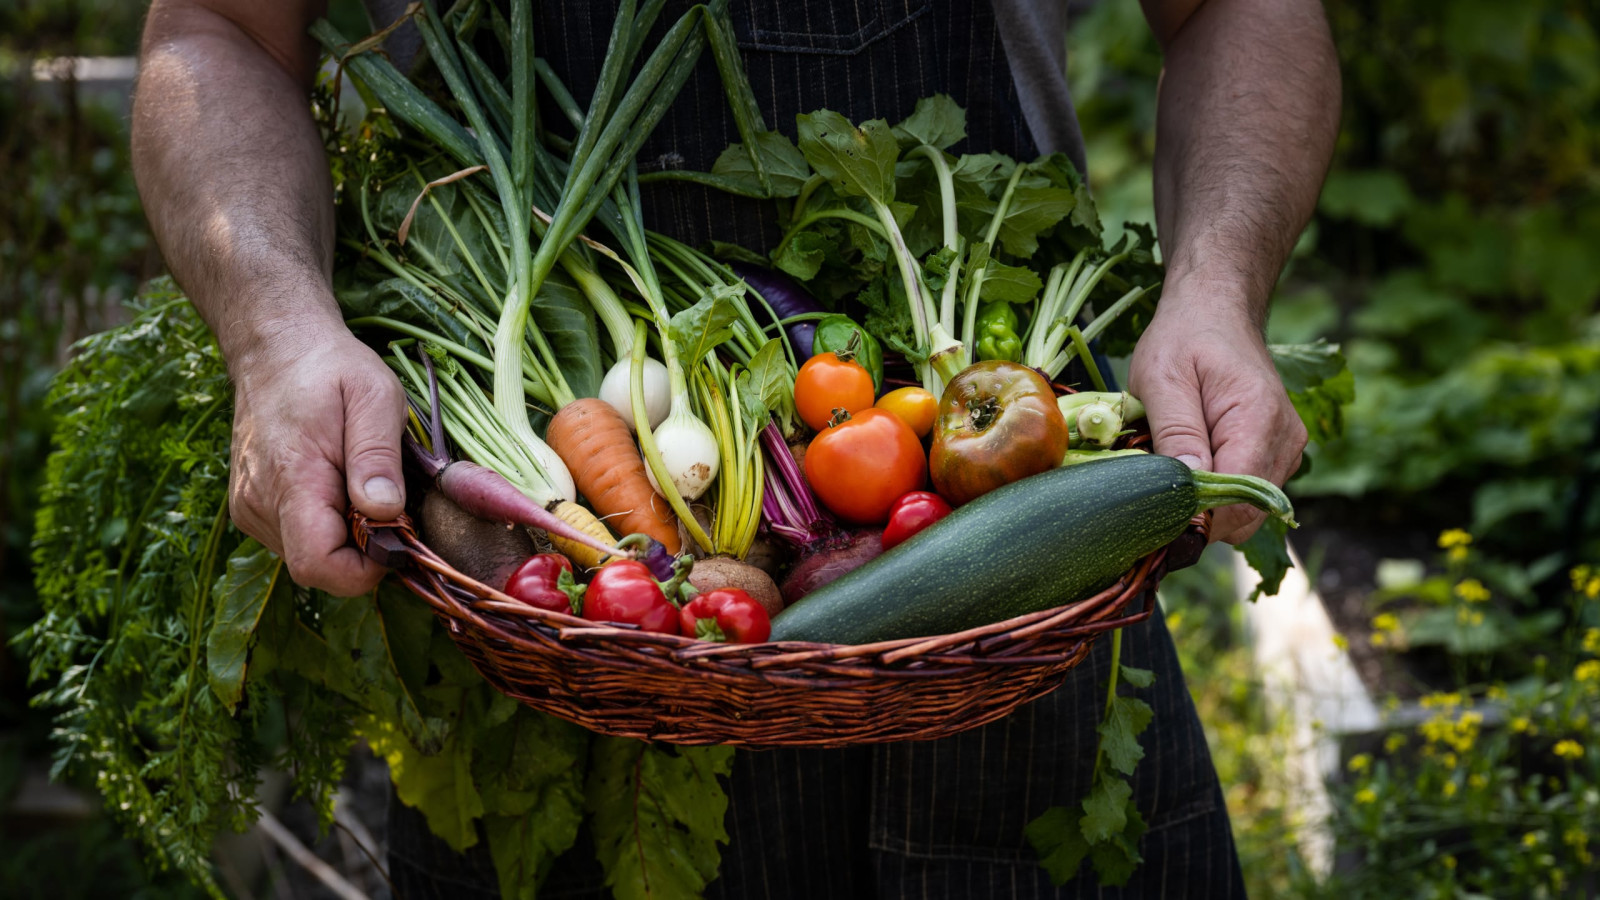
646, 235, 797, 557
316, 0, 724, 506
1020, 236, 1156, 390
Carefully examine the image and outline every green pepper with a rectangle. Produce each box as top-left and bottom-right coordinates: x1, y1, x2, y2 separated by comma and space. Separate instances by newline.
813, 314, 884, 391
975, 301, 1022, 363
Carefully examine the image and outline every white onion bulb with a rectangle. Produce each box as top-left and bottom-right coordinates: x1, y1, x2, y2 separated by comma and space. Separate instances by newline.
599, 357, 670, 432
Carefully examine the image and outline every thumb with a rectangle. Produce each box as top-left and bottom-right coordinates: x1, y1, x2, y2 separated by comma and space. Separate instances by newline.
1142, 377, 1213, 473
343, 369, 408, 520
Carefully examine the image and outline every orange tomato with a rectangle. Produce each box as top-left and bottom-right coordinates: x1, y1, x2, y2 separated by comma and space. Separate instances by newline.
794, 352, 875, 432
804, 408, 927, 523
874, 386, 938, 438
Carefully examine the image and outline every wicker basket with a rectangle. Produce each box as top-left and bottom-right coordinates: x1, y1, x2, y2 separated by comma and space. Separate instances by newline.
351, 497, 1207, 748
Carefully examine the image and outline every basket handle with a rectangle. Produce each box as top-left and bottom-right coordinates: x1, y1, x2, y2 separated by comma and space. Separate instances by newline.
1160, 522, 1208, 575
350, 510, 417, 570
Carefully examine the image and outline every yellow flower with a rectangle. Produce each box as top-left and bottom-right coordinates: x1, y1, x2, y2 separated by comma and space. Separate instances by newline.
1347, 753, 1371, 774
1373, 612, 1401, 632
1332, 633, 1348, 651
1454, 579, 1491, 604
1569, 829, 1595, 866
1385, 733, 1408, 753
1441, 779, 1457, 798
1523, 831, 1542, 848
1440, 529, 1472, 563
1371, 632, 1387, 647
1441, 752, 1458, 769
1583, 628, 1600, 656
1576, 660, 1600, 683
1421, 692, 1464, 710
1469, 773, 1488, 789
1441, 854, 1457, 871
1554, 739, 1583, 760
1486, 685, 1507, 701
1511, 716, 1532, 734
1354, 788, 1377, 805
1572, 565, 1600, 599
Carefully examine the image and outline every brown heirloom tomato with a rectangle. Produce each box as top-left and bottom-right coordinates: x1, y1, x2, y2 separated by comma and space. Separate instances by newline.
929, 361, 1070, 505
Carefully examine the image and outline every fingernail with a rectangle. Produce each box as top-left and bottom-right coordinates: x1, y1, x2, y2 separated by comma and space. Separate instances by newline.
364, 476, 401, 506
1176, 454, 1203, 469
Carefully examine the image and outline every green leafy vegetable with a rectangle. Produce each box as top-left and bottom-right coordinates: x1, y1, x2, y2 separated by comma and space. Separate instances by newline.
670, 287, 744, 365
796, 110, 900, 205
1238, 516, 1294, 601
205, 539, 287, 713
742, 337, 796, 432
1097, 695, 1154, 776
977, 259, 1044, 304
587, 739, 735, 900
964, 183, 1078, 258
891, 93, 967, 150
1271, 340, 1356, 445
1026, 643, 1153, 888
23, 286, 299, 892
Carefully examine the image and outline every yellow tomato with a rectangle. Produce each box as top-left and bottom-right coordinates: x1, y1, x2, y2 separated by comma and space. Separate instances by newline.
874, 386, 938, 438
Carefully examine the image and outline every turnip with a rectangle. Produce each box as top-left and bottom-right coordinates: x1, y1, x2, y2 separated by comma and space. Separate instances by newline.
688, 556, 784, 618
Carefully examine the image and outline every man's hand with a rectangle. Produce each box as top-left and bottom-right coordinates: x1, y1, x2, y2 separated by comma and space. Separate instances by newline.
1132, 0, 1338, 543
227, 327, 407, 595
134, 1, 402, 591
1128, 293, 1305, 544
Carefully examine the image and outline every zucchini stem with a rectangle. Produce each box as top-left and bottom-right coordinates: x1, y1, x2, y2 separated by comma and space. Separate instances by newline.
1192, 470, 1297, 527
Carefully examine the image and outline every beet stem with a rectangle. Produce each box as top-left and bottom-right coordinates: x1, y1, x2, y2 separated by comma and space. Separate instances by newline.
758, 421, 838, 547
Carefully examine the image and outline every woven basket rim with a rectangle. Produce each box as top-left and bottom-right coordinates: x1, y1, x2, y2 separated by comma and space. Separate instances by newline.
353, 509, 1202, 667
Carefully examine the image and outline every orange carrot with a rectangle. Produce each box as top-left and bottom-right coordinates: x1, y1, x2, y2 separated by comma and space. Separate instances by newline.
545, 397, 682, 554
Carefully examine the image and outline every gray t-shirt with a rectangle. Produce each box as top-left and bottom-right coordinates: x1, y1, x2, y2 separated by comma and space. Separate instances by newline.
989, 0, 1085, 164
362, 1, 1084, 170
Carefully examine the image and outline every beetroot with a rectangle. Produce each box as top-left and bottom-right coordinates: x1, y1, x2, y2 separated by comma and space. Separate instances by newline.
778, 529, 884, 606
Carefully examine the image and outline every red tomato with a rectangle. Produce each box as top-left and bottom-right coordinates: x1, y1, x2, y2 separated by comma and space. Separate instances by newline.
881, 491, 954, 550
794, 351, 875, 433
503, 553, 576, 613
679, 588, 772, 643
584, 560, 679, 635
804, 408, 927, 524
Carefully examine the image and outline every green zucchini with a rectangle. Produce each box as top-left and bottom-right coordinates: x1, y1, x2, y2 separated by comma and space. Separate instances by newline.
768, 454, 1294, 645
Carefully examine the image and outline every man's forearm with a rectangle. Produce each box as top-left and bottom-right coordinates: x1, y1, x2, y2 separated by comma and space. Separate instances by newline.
132, 2, 338, 371
1147, 0, 1340, 324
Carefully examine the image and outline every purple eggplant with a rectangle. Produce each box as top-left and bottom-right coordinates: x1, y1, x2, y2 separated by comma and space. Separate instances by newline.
728, 261, 821, 359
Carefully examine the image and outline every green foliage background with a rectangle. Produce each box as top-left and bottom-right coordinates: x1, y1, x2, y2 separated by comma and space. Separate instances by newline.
1072, 2, 1600, 895
1071, 0, 1600, 557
